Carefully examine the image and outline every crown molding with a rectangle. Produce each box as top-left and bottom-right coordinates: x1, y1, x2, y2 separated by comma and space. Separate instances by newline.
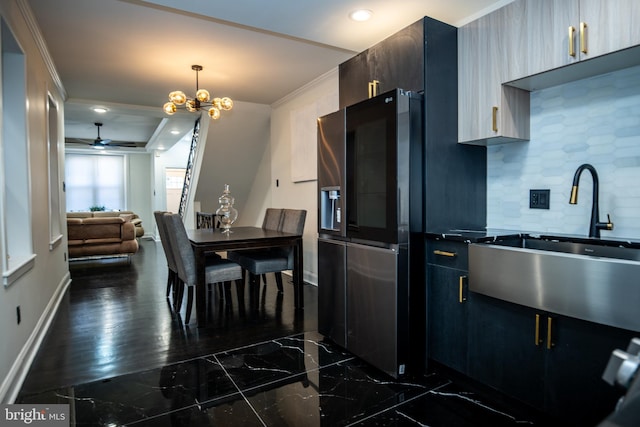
271, 67, 338, 109
16, 0, 67, 100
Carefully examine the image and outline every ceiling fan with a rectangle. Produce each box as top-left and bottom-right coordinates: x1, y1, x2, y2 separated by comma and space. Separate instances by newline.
92, 122, 111, 147
65, 122, 144, 150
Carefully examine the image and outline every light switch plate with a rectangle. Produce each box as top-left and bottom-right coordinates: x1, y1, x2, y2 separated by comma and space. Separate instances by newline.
530, 189, 550, 209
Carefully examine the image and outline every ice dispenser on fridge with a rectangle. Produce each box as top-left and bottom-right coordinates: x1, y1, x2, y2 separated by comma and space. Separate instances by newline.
317, 109, 345, 238
320, 186, 341, 231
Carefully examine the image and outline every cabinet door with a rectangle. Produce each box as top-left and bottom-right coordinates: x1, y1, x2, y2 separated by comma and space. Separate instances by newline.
367, 18, 424, 96
458, 3, 530, 144
579, 0, 640, 59
522, 0, 579, 78
468, 294, 545, 407
522, 0, 640, 78
427, 264, 468, 374
339, 18, 425, 108
544, 315, 635, 425
339, 51, 371, 109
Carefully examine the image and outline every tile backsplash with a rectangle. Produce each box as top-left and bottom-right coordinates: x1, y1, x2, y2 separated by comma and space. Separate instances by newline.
487, 65, 640, 239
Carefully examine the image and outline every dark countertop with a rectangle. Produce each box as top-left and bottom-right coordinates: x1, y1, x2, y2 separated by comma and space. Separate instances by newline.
425, 228, 522, 243
425, 228, 640, 249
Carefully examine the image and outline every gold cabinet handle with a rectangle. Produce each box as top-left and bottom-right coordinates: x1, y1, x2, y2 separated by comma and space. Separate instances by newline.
433, 250, 456, 257
535, 314, 542, 346
368, 80, 380, 98
569, 26, 576, 57
580, 22, 587, 54
547, 316, 554, 349
492, 106, 498, 132
459, 275, 467, 303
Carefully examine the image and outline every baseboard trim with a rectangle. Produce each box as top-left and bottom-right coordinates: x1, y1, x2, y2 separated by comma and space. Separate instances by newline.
0, 272, 71, 403
282, 270, 317, 287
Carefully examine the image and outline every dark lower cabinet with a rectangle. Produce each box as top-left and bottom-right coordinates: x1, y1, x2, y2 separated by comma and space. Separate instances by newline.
426, 239, 470, 374
468, 293, 634, 426
467, 294, 545, 408
544, 314, 633, 424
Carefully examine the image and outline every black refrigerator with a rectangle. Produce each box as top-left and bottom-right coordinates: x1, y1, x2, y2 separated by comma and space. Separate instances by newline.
318, 89, 423, 378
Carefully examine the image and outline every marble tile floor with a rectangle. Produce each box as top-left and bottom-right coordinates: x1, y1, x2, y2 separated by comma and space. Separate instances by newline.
16, 239, 548, 426
18, 330, 544, 426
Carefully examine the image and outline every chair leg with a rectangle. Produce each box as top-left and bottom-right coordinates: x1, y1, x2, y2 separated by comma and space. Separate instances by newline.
174, 279, 185, 312
236, 278, 246, 317
249, 273, 261, 310
275, 272, 284, 293
261, 274, 268, 285
235, 278, 245, 301
185, 285, 194, 324
166, 271, 173, 297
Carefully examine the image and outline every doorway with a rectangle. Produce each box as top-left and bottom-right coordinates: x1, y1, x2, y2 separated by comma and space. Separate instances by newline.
165, 168, 185, 214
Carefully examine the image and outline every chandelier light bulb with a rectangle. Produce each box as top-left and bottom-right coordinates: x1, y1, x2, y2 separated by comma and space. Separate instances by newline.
169, 90, 187, 105
208, 107, 221, 120
196, 89, 210, 103
185, 99, 198, 112
220, 97, 233, 111
163, 102, 177, 115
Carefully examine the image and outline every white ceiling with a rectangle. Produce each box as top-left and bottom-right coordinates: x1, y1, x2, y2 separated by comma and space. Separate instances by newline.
26, 0, 509, 152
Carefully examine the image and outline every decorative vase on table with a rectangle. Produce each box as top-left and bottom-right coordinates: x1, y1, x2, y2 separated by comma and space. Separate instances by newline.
215, 184, 238, 233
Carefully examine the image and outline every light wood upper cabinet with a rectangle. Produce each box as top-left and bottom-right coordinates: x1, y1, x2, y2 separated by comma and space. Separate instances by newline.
510, 0, 640, 82
579, 0, 640, 58
458, 2, 530, 144
460, 0, 640, 144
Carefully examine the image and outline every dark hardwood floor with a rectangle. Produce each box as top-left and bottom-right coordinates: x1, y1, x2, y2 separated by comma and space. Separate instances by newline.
20, 239, 317, 395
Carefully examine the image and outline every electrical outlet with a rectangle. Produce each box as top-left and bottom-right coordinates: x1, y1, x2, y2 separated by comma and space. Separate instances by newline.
530, 189, 550, 209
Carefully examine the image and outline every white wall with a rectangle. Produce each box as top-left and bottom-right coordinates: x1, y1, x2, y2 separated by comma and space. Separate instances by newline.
487, 65, 640, 239
0, 0, 69, 402
127, 153, 153, 238
193, 101, 272, 227
269, 69, 339, 285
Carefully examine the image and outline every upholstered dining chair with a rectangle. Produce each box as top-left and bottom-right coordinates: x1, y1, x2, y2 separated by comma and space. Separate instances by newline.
163, 213, 243, 324
227, 208, 282, 284
196, 212, 221, 229
229, 209, 306, 293
154, 211, 178, 302
155, 211, 221, 309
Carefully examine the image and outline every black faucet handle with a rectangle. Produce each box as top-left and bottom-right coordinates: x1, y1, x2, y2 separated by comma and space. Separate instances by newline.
595, 214, 614, 233
605, 214, 614, 231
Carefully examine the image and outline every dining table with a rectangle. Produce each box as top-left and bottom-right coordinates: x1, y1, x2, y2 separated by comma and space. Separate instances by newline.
187, 226, 304, 326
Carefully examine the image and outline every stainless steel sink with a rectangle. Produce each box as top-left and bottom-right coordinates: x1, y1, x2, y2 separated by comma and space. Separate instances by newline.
502, 237, 640, 261
469, 237, 640, 332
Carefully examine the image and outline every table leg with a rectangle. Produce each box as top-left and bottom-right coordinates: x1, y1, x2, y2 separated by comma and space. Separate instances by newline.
194, 247, 207, 327
294, 237, 304, 309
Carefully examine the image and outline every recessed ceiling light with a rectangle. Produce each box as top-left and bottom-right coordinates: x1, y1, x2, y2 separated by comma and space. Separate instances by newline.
349, 9, 373, 22
92, 107, 108, 113
170, 130, 180, 135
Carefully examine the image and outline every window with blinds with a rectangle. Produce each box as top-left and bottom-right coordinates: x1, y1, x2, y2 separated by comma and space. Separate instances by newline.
65, 154, 125, 212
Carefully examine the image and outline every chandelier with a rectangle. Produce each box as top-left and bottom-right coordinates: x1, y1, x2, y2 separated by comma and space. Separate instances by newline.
162, 65, 233, 120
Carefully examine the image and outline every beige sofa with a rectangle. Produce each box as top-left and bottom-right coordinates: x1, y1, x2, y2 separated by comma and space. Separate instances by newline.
67, 211, 141, 259
67, 210, 144, 237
